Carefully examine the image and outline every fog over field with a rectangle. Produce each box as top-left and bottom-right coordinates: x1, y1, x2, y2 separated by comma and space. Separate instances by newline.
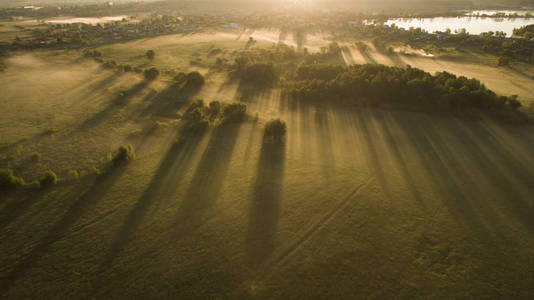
0, 0, 533, 298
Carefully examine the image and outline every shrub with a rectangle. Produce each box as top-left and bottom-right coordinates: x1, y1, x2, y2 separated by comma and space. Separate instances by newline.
146, 50, 155, 60
103, 60, 117, 69
508, 97, 522, 110
69, 170, 79, 180
40, 170, 57, 188
498, 56, 510, 66
123, 65, 132, 72
264, 119, 287, 141
31, 152, 41, 161
222, 103, 247, 123
0, 168, 25, 190
112, 145, 136, 166
43, 127, 58, 135
144, 67, 160, 81
174, 72, 187, 83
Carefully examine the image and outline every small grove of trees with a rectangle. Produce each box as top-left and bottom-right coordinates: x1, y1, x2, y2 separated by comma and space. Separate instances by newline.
0, 168, 56, 191
182, 99, 248, 131
264, 119, 287, 142
230, 60, 277, 86
283, 64, 526, 121
146, 50, 155, 60
144, 67, 160, 81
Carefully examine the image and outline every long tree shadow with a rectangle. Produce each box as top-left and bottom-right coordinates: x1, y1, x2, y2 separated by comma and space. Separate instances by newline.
341, 46, 356, 65
355, 48, 377, 64
445, 119, 534, 235
99, 129, 207, 269
138, 82, 203, 119
0, 189, 49, 231
76, 80, 150, 131
246, 139, 286, 267
354, 109, 392, 198
173, 122, 242, 236
376, 110, 425, 208
314, 108, 335, 180
390, 113, 494, 240
0, 166, 126, 296
385, 51, 406, 67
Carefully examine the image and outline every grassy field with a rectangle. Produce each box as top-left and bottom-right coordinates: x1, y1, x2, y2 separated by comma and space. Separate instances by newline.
1, 30, 533, 298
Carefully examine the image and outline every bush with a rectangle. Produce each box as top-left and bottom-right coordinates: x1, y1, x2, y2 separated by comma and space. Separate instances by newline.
144, 67, 160, 81
0, 168, 25, 190
498, 56, 510, 66
31, 152, 41, 161
264, 119, 287, 141
40, 170, 57, 188
222, 103, 247, 123
146, 50, 155, 60
69, 170, 79, 180
112, 145, 136, 166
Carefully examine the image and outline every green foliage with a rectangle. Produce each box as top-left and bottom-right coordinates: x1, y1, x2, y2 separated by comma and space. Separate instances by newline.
0, 168, 26, 191
146, 49, 155, 60
264, 119, 287, 141
112, 145, 136, 166
69, 170, 79, 180
233, 62, 277, 86
208, 101, 222, 119
222, 103, 247, 123
498, 56, 510, 66
144, 67, 160, 81
283, 64, 525, 117
43, 127, 58, 135
40, 170, 57, 188
31, 152, 41, 162
103, 60, 117, 69
185, 71, 205, 89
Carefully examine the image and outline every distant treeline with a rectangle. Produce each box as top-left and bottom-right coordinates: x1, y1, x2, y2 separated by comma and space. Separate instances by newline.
283, 64, 528, 121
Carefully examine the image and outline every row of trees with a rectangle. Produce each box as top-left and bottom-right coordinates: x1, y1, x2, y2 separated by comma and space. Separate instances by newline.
0, 168, 57, 191
283, 64, 525, 117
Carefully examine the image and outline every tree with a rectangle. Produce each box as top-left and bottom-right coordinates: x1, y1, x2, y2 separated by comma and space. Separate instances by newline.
0, 168, 25, 190
112, 145, 135, 166
222, 103, 247, 123
264, 119, 287, 141
144, 67, 160, 81
146, 50, 155, 60
40, 170, 57, 188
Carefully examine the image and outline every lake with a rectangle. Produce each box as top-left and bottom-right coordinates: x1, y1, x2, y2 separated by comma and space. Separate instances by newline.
384, 14, 534, 36
45, 16, 128, 25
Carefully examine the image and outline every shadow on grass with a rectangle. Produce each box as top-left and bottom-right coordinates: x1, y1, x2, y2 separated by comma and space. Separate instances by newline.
314, 108, 335, 180
0, 166, 126, 296
246, 139, 286, 267
389, 113, 498, 241
355, 48, 377, 64
173, 122, 242, 236
76, 80, 149, 131
374, 110, 425, 207
385, 51, 406, 67
100, 128, 207, 269
138, 82, 203, 119
341, 46, 356, 65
